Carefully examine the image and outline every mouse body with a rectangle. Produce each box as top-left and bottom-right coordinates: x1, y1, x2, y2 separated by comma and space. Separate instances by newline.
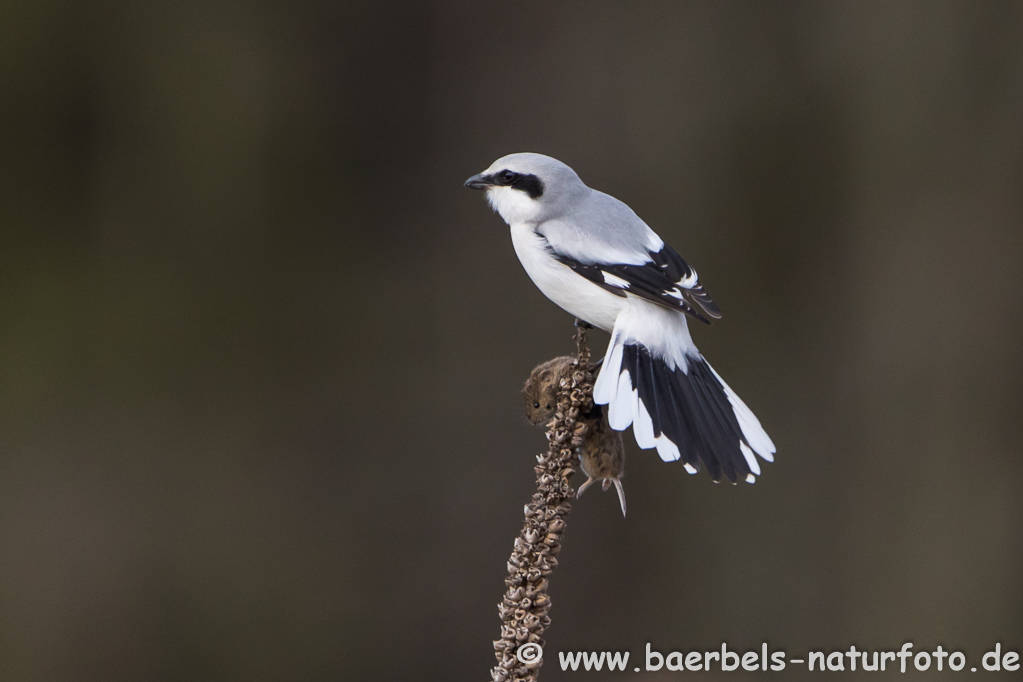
577, 409, 627, 517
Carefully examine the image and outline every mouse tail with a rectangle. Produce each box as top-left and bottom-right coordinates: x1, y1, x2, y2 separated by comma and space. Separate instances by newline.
612, 477, 626, 517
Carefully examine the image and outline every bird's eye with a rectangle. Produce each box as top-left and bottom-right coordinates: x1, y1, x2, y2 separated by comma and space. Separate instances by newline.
500, 170, 518, 184
533, 401, 540, 408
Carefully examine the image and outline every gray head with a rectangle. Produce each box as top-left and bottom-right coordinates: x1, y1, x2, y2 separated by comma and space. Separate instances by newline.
464, 153, 590, 224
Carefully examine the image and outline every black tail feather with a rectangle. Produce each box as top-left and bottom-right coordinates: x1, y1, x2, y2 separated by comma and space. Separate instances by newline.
619, 344, 754, 483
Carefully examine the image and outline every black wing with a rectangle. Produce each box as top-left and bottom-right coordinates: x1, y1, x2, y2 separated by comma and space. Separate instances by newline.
553, 245, 722, 325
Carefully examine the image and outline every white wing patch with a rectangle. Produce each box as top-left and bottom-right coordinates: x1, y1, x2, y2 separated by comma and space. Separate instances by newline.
601, 271, 631, 289
676, 269, 698, 288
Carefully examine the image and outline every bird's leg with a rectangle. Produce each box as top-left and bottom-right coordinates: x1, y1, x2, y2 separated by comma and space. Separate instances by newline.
574, 318, 594, 329
576, 477, 597, 498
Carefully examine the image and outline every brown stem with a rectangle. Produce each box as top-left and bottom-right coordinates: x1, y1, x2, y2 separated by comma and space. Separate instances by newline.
490, 320, 594, 682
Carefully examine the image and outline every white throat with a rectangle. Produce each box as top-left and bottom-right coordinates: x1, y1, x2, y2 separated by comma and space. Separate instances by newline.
487, 186, 541, 225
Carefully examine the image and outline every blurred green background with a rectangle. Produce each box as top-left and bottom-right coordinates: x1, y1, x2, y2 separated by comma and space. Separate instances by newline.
1, 1, 1021, 680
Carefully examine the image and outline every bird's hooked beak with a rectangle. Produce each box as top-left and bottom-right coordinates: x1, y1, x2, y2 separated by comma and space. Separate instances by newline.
464, 173, 492, 190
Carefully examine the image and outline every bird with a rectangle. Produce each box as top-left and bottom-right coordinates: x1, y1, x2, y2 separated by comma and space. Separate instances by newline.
466, 153, 775, 484
523, 356, 627, 516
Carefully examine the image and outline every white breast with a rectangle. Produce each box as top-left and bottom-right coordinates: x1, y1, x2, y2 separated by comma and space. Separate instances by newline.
509, 223, 624, 332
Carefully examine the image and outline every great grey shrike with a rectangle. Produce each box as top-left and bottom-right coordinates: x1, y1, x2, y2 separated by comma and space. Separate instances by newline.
465, 153, 775, 484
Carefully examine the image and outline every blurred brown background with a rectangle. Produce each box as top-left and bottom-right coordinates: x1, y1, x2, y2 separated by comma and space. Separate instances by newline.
2, 1, 1022, 680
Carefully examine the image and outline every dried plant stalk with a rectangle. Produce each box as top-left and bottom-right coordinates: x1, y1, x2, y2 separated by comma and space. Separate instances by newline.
491, 321, 594, 682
